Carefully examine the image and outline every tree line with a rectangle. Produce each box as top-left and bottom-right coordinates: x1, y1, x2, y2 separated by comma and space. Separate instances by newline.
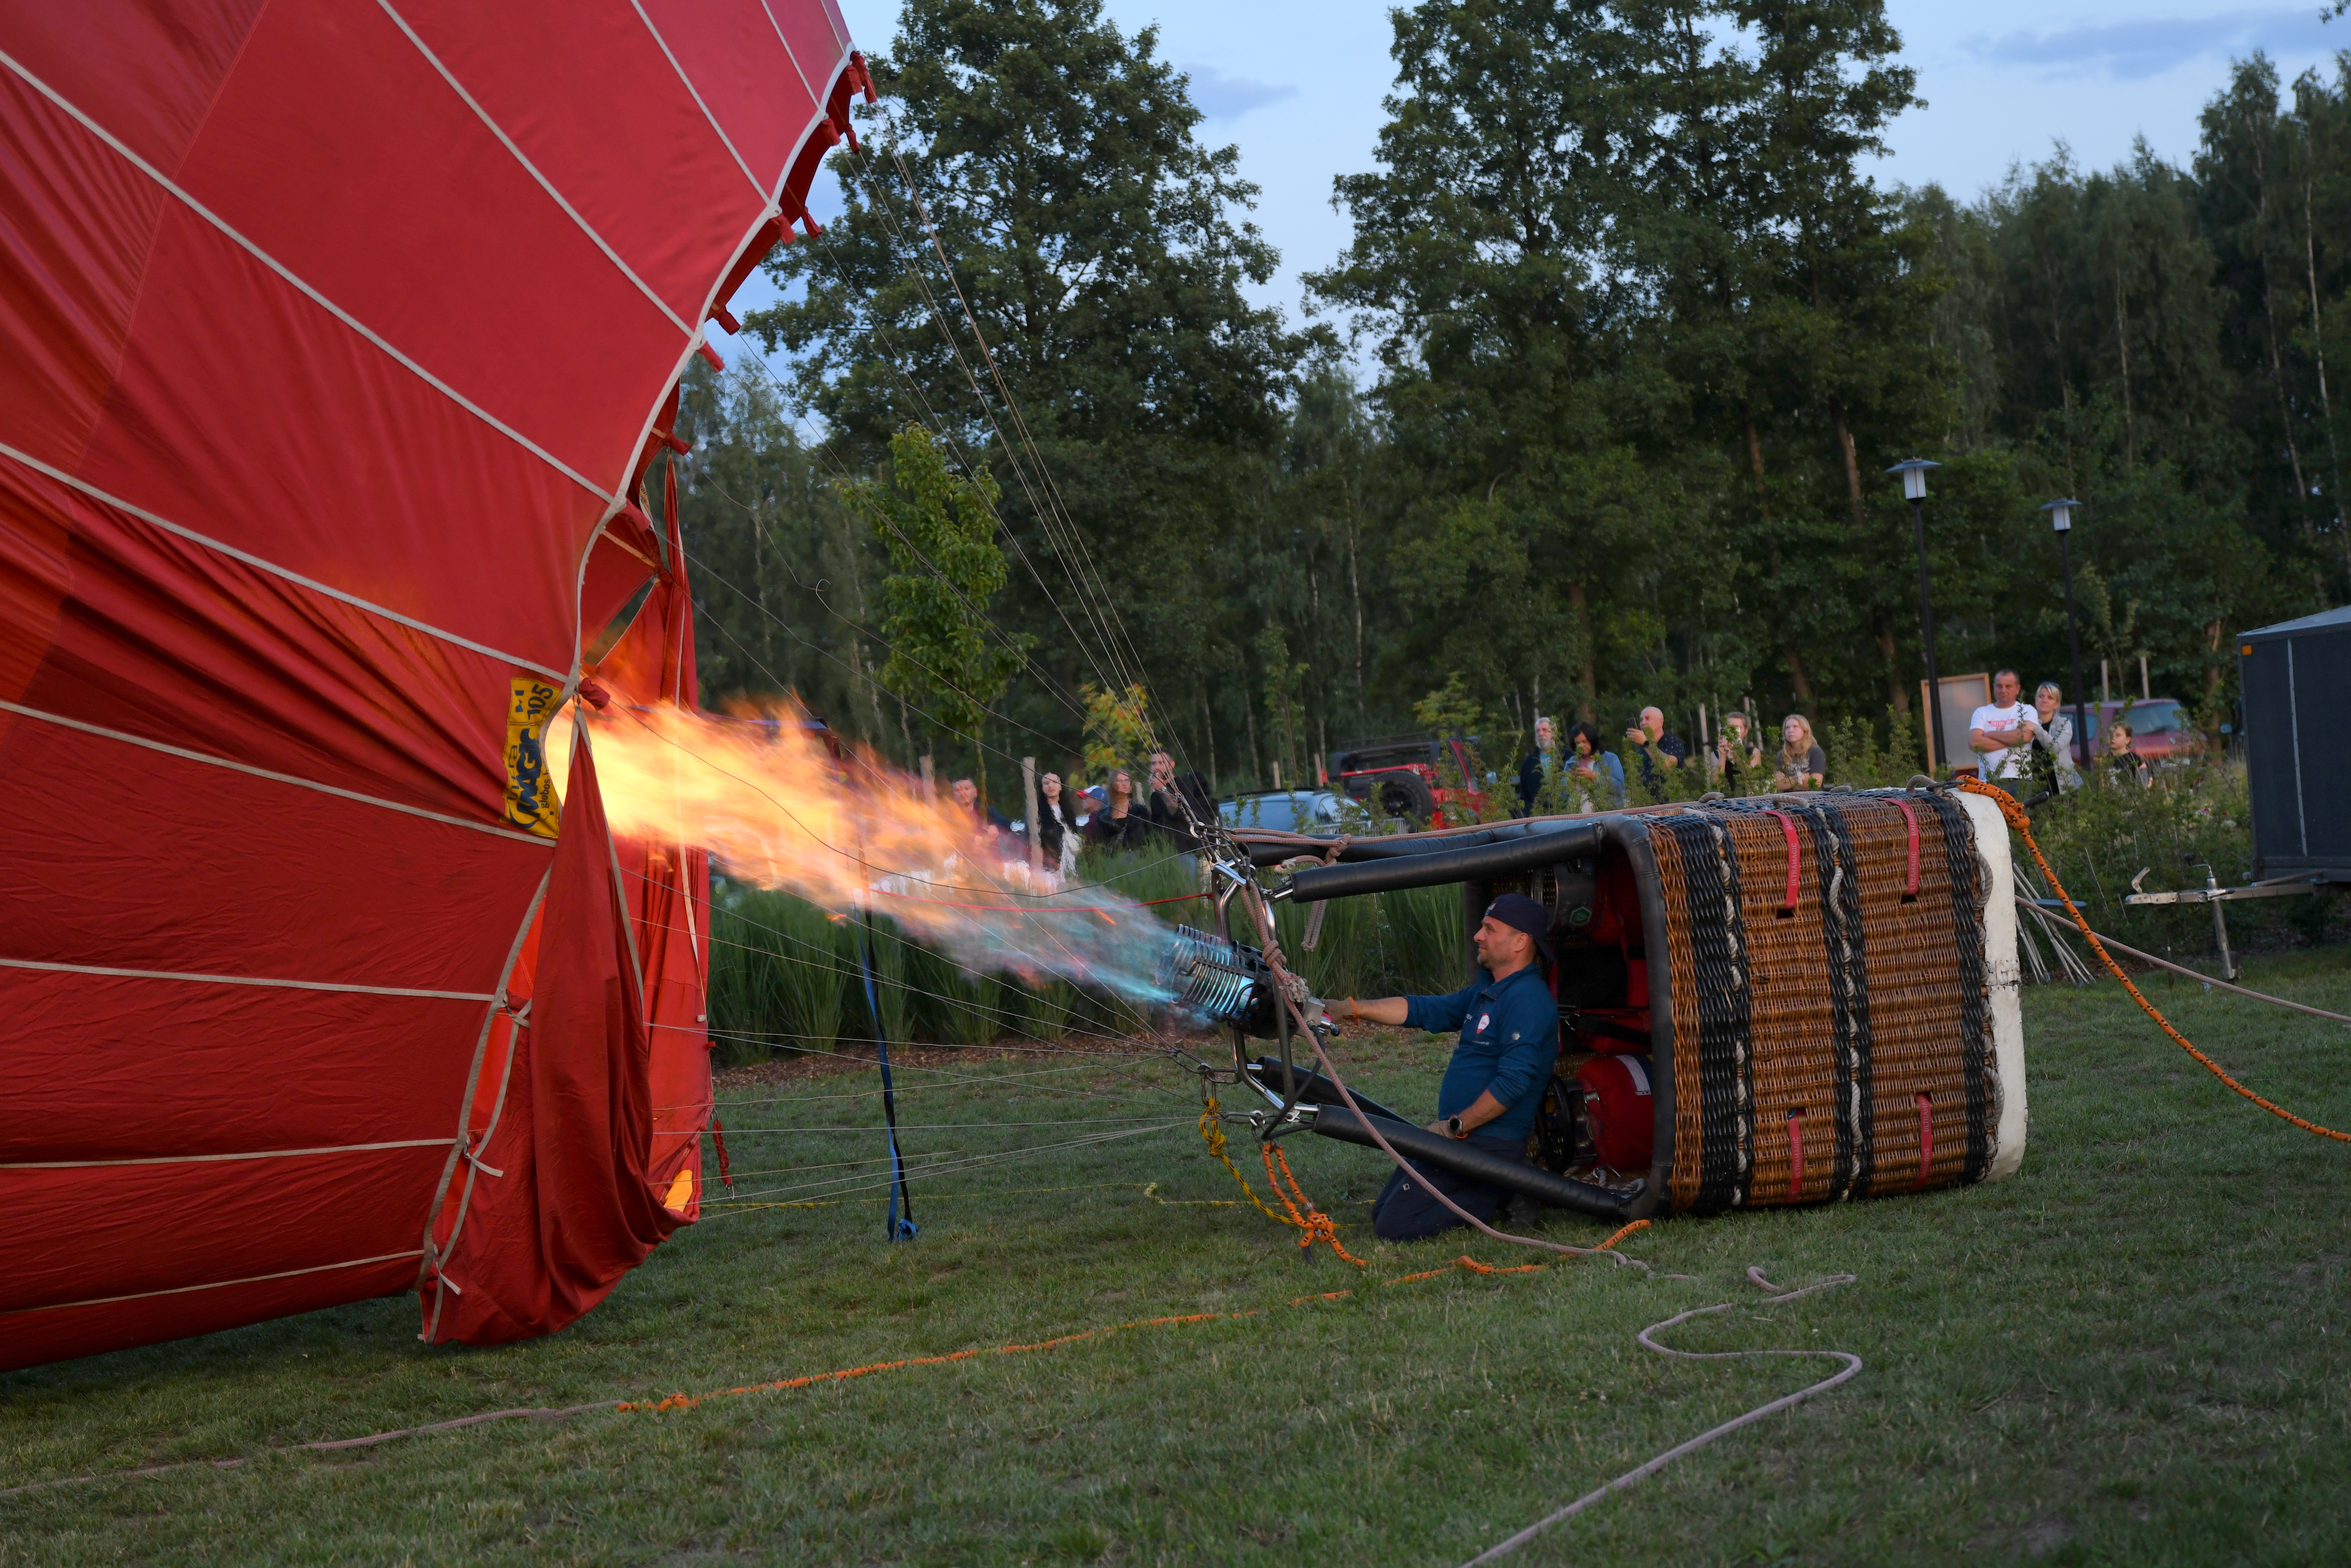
667, 0, 2351, 800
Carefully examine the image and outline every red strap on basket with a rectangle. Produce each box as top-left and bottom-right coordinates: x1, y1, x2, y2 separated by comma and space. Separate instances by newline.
1761, 808, 1800, 915
1787, 1112, 1805, 1202
1891, 798, 1921, 901
1913, 1094, 1933, 1188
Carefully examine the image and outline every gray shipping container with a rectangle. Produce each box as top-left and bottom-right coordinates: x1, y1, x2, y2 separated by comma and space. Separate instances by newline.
2237, 604, 2351, 883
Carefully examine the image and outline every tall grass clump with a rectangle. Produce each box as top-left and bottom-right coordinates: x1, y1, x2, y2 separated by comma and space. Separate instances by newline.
903, 940, 1000, 1045
1820, 706, 1924, 790
704, 844, 1486, 1055
1378, 882, 1472, 993
1265, 882, 1468, 1000
1079, 845, 1204, 922
707, 883, 850, 1063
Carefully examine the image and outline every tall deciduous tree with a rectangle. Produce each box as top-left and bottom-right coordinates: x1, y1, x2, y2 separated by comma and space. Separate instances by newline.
1310, 0, 1693, 730
748, 0, 1306, 776
861, 424, 1027, 801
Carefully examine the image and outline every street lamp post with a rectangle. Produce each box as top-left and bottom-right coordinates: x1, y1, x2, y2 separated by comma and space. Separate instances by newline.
1887, 459, 1945, 774
2042, 500, 2089, 785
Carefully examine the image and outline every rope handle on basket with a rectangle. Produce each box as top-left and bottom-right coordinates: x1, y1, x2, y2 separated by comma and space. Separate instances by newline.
1956, 777, 2351, 1144
1760, 808, 1800, 915
1889, 796, 1922, 900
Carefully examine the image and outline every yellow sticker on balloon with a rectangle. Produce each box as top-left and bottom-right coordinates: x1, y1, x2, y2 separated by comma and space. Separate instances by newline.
503, 677, 563, 837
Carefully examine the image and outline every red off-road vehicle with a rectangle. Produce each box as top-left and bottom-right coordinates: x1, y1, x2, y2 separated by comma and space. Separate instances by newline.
1331, 735, 1491, 828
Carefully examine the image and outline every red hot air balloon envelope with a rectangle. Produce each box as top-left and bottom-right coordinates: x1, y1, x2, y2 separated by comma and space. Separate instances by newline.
0, 0, 867, 1369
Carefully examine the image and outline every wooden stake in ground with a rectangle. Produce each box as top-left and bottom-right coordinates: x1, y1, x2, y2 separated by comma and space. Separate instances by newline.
1022, 755, 1040, 875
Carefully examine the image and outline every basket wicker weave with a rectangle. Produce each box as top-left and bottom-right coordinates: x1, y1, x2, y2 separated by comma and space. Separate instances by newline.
1645, 793, 2003, 1213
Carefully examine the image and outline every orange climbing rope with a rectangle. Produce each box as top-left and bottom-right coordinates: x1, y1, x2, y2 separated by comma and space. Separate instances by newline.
1959, 777, 2350, 1143
1263, 1142, 1369, 1267
620, 1313, 1227, 1413
6, 1233, 1658, 1500
1194, 1094, 1307, 1227
1192, 1089, 1365, 1266
617, 1240, 1618, 1419
1197, 1092, 1363, 1264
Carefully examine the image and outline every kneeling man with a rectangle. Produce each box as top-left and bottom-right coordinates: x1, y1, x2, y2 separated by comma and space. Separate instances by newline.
1346, 894, 1557, 1240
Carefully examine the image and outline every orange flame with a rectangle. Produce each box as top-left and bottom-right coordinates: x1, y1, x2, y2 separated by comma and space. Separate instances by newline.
545, 697, 1183, 996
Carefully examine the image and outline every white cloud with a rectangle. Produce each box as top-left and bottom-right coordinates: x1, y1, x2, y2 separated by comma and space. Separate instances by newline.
1181, 62, 1300, 120
1964, 8, 2337, 81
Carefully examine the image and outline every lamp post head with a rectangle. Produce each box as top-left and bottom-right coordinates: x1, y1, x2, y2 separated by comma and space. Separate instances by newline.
2041, 498, 2081, 532
1886, 458, 1940, 502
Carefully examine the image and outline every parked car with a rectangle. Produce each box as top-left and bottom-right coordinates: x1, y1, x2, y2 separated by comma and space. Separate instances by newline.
1219, 789, 1347, 836
2069, 698, 2198, 769
1330, 735, 1489, 828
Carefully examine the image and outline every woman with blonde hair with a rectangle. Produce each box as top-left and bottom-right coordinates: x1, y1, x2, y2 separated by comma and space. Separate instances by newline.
1770, 713, 1826, 791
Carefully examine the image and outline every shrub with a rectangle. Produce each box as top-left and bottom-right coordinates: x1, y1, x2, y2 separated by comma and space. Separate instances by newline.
708, 884, 851, 1063
1820, 706, 1925, 790
2003, 758, 2347, 961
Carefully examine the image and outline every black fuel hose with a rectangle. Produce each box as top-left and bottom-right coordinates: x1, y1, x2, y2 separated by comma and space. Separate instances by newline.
1280, 821, 1603, 902
1242, 1057, 1410, 1126
1239, 817, 1598, 868
1306, 1105, 1637, 1221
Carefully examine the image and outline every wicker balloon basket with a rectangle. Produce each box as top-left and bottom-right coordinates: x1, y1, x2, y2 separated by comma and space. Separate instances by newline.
1468, 790, 2025, 1218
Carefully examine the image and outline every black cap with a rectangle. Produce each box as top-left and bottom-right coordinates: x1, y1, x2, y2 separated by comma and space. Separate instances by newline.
1482, 893, 1555, 963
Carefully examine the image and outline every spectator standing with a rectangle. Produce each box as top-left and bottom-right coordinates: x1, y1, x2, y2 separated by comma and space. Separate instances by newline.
1621, 706, 1685, 798
1712, 710, 1764, 795
951, 777, 1011, 843
1770, 714, 1826, 790
1083, 767, 1153, 851
1145, 750, 1179, 819
1967, 669, 2035, 780
1034, 770, 1080, 876
1562, 721, 1624, 812
1144, 748, 1209, 844
2023, 681, 2082, 795
2102, 720, 2151, 787
1516, 715, 1561, 815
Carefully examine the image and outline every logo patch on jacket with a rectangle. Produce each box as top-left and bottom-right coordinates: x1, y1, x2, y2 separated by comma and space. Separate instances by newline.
1477, 1012, 1491, 1032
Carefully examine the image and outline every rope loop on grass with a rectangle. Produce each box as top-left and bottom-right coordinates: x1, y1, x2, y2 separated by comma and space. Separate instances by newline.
1957, 777, 2350, 1144
1464, 1269, 1862, 1565
1194, 1091, 1306, 1230
1189, 1086, 1366, 1266
1261, 1142, 1368, 1268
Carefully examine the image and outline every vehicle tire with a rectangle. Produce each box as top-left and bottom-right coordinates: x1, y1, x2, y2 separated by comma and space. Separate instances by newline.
1372, 769, 1435, 827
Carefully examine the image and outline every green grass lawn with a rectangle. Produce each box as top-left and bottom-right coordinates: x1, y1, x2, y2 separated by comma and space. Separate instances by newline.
7, 950, 2351, 1566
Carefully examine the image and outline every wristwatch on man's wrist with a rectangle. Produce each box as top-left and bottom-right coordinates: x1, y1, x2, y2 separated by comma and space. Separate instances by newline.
1446, 1116, 1463, 1138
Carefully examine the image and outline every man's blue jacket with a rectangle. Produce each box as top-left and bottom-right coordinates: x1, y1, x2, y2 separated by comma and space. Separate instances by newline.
1401, 963, 1558, 1141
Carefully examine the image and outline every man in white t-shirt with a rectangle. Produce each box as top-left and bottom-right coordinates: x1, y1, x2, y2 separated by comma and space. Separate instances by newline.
1968, 668, 2034, 779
